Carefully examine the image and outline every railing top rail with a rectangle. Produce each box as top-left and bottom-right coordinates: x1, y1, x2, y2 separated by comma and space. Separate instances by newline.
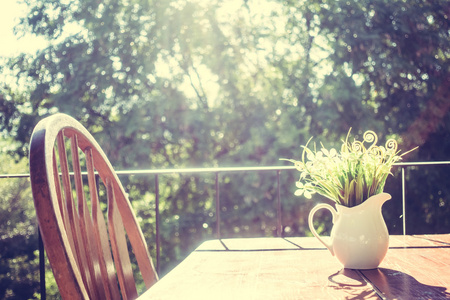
116, 166, 296, 175
1, 161, 449, 178
393, 161, 450, 167
0, 173, 31, 179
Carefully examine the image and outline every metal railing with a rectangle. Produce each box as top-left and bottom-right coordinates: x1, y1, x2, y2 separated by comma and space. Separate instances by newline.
113, 166, 295, 245
394, 161, 450, 236
2, 161, 450, 299
113, 161, 450, 251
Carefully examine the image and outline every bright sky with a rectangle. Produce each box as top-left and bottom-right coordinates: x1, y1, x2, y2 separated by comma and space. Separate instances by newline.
0, 0, 249, 58
0, 1, 48, 57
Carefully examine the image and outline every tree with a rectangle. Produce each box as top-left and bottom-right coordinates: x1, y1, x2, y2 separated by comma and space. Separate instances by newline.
317, 0, 449, 142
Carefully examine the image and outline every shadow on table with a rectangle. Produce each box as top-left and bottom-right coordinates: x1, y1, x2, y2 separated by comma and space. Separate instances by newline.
362, 268, 450, 299
328, 268, 450, 299
327, 269, 376, 300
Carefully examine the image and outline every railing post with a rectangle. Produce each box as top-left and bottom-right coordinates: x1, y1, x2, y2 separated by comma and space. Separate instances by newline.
276, 170, 282, 237
215, 172, 221, 239
155, 174, 160, 274
402, 167, 406, 235
38, 229, 46, 300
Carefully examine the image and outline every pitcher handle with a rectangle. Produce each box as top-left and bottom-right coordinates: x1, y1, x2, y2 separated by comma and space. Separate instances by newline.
308, 203, 336, 256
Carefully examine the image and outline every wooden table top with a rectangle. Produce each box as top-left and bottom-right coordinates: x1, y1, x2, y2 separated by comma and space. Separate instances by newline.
139, 234, 450, 299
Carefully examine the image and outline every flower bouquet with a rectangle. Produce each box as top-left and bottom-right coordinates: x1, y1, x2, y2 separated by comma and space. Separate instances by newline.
283, 129, 417, 207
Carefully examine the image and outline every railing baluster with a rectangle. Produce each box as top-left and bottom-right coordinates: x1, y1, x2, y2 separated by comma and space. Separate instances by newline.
402, 167, 406, 235
215, 172, 221, 239
38, 229, 46, 300
155, 174, 160, 274
276, 170, 282, 237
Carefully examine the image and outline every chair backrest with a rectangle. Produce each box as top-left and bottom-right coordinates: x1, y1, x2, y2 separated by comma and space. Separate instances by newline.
29, 113, 158, 300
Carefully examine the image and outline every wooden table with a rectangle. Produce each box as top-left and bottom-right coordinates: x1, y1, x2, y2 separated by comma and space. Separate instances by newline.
139, 234, 450, 299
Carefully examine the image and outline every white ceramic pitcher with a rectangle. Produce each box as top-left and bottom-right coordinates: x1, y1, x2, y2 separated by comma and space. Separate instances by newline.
308, 193, 391, 269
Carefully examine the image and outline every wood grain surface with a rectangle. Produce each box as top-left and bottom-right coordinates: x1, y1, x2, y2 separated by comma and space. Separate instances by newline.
360, 235, 450, 299
140, 235, 450, 299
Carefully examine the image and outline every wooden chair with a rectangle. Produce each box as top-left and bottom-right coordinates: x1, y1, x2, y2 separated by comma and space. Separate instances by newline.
29, 113, 158, 299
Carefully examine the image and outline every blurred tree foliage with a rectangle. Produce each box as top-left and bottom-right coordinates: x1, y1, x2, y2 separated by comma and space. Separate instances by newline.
0, 0, 448, 298
0, 150, 38, 299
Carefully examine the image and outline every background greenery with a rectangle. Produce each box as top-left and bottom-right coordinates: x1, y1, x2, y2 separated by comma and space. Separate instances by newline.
0, 0, 449, 298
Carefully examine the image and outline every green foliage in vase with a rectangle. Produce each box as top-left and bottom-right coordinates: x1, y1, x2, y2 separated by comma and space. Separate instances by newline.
284, 130, 417, 207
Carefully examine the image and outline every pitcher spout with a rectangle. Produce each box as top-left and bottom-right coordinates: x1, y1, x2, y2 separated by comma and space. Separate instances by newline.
366, 192, 391, 209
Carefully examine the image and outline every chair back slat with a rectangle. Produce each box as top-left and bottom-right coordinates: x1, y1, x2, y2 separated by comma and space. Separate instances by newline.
69, 134, 106, 299
85, 148, 121, 300
58, 130, 98, 299
52, 149, 73, 244
29, 114, 158, 299
107, 178, 139, 300
56, 131, 86, 276
68, 134, 95, 298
